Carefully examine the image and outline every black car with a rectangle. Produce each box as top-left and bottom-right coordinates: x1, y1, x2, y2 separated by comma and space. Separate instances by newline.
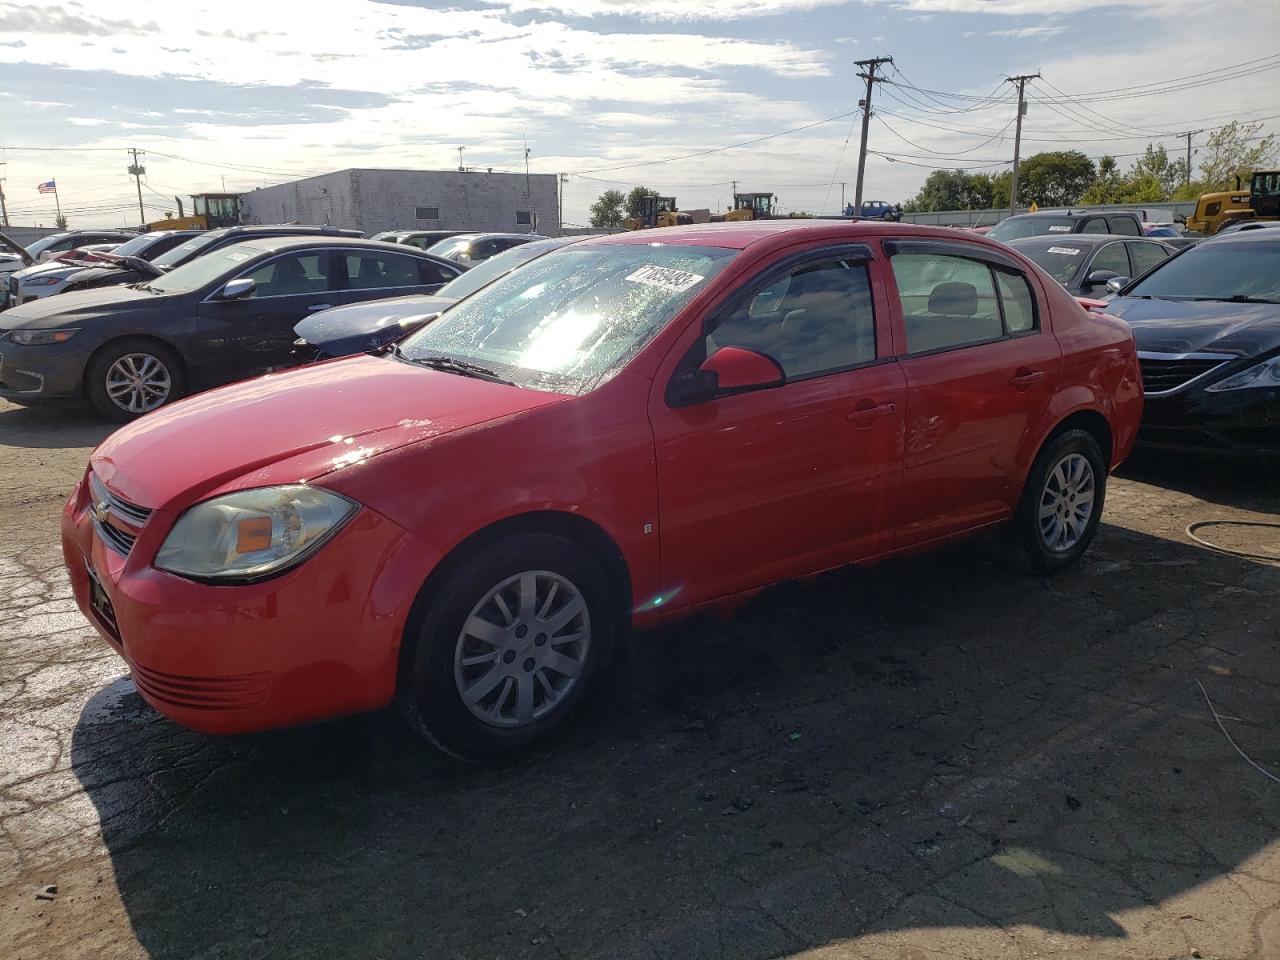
52, 224, 366, 295
370, 229, 466, 250
1097, 231, 1280, 454
293, 236, 587, 360
25, 229, 140, 262
1007, 235, 1175, 296
0, 237, 462, 421
988, 209, 1145, 242
425, 233, 547, 267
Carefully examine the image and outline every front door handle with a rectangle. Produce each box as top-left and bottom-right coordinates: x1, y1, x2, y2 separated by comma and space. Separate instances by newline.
1009, 368, 1045, 389
306, 303, 334, 312
847, 400, 898, 424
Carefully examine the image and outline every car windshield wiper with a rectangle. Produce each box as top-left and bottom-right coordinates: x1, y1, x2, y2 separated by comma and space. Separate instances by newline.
1172, 295, 1280, 304
391, 346, 515, 385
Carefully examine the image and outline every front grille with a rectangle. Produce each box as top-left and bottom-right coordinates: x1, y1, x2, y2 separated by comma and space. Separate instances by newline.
1138, 353, 1232, 395
88, 471, 152, 557
131, 663, 270, 711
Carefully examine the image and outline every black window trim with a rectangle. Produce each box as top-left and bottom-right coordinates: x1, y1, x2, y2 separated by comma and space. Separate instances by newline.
883, 239, 1042, 359
666, 242, 883, 406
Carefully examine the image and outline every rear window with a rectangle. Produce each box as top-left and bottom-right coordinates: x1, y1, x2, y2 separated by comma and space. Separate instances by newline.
988, 216, 1077, 241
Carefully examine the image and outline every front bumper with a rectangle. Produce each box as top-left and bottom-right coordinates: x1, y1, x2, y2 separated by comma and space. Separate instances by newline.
1140, 386, 1280, 455
0, 339, 87, 399
61, 479, 435, 734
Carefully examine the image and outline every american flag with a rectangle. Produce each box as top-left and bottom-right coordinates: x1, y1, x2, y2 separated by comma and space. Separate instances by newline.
37, 180, 56, 194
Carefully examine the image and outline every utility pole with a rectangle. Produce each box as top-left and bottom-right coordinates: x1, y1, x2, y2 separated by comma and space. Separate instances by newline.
558, 173, 567, 232
841, 182, 847, 213
128, 148, 147, 228
853, 56, 892, 215
1178, 130, 1203, 187
1006, 73, 1039, 216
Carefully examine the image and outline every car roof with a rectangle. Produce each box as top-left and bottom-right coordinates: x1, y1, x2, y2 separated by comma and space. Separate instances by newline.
583, 219, 1026, 252
214, 235, 441, 254
444, 233, 546, 242
1202, 228, 1280, 245
1004, 209, 1141, 220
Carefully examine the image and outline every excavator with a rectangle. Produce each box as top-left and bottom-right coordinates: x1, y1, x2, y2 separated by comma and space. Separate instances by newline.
146, 193, 242, 231
1185, 170, 1280, 235
625, 195, 694, 230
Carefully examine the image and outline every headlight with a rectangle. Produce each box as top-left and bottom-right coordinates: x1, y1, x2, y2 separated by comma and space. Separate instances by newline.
155, 485, 357, 583
9, 328, 80, 345
1205, 355, 1280, 392
24, 276, 63, 287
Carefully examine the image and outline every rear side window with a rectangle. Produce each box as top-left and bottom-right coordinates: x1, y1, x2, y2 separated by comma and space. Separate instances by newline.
1081, 218, 1108, 234
344, 252, 421, 289
1108, 216, 1141, 236
889, 252, 1037, 354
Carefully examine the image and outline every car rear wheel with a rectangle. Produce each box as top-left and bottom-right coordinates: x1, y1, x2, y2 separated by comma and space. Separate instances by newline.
397, 533, 618, 761
1000, 428, 1106, 574
86, 339, 185, 422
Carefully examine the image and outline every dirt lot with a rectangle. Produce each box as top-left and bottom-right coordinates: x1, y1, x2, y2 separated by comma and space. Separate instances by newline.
1, 396, 1278, 960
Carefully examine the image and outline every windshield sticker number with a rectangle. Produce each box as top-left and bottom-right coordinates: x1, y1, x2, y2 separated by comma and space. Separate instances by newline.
1047, 247, 1081, 255
1047, 225, 1071, 232
226, 252, 250, 262
625, 265, 705, 293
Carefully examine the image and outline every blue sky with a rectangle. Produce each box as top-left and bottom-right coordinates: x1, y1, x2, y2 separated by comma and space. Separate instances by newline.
1, 0, 1276, 228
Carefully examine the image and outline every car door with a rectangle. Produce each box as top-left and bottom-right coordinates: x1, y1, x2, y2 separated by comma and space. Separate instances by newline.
884, 239, 1060, 548
195, 249, 335, 385
327, 248, 453, 309
648, 244, 907, 608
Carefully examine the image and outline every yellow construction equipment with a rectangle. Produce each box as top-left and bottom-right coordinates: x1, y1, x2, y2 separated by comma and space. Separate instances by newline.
1185, 170, 1280, 235
625, 196, 693, 230
147, 193, 241, 231
719, 192, 776, 222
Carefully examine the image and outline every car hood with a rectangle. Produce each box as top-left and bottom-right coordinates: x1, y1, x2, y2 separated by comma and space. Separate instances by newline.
1, 284, 160, 328
90, 353, 568, 511
59, 264, 136, 286
294, 294, 457, 354
1104, 296, 1280, 357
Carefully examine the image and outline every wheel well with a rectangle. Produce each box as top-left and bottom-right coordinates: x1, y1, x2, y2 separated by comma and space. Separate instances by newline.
400, 510, 634, 662
1047, 409, 1113, 465
81, 335, 188, 396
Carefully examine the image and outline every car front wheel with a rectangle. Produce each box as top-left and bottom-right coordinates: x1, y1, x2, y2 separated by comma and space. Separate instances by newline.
397, 533, 618, 761
86, 338, 185, 421
1001, 428, 1107, 574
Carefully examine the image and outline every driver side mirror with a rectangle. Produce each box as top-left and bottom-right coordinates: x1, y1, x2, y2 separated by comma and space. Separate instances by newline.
668, 346, 785, 407
1085, 269, 1118, 288
218, 277, 256, 300
1105, 276, 1130, 295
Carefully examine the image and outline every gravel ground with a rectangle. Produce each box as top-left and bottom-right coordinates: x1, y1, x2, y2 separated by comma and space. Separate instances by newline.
1, 396, 1278, 960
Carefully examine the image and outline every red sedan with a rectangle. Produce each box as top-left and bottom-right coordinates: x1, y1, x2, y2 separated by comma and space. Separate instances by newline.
61, 221, 1143, 759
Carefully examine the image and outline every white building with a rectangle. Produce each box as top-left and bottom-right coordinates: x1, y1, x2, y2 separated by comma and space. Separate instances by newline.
239, 168, 560, 237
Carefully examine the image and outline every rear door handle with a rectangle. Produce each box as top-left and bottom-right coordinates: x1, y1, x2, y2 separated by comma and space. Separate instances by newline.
307, 303, 334, 312
847, 401, 897, 424
1009, 369, 1045, 389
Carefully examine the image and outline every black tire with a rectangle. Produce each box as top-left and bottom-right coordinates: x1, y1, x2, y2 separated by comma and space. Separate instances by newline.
85, 338, 186, 422
396, 533, 619, 762
999, 428, 1107, 575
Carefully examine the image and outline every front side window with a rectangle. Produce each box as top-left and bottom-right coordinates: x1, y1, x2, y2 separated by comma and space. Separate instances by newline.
1108, 216, 1141, 236
703, 255, 877, 379
243, 253, 327, 298
399, 243, 738, 393
1088, 242, 1131, 278
343, 252, 420, 289
889, 251, 1036, 354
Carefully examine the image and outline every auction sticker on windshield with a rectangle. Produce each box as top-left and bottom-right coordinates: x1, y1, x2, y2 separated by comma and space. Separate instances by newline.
1048, 226, 1071, 232
625, 265, 705, 293
1048, 247, 1080, 255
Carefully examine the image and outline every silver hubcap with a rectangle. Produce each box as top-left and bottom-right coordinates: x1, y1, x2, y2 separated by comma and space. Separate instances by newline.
454, 570, 591, 728
1039, 453, 1095, 552
105, 353, 171, 413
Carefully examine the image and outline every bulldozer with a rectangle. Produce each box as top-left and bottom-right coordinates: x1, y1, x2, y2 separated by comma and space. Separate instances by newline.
1185, 170, 1280, 235
147, 193, 242, 231
625, 195, 694, 230
718, 192, 776, 222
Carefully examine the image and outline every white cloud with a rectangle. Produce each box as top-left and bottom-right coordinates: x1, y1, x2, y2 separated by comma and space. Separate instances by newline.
502, 0, 851, 18
990, 24, 1066, 38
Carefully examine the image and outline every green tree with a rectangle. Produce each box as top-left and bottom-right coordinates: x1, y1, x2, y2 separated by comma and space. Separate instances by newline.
1131, 144, 1187, 199
55, 213, 68, 229
1194, 120, 1279, 192
588, 189, 626, 228
1081, 156, 1123, 204
1016, 151, 1095, 207
625, 185, 659, 216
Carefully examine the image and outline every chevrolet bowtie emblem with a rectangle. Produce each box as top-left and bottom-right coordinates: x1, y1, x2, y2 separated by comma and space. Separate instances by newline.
92, 500, 110, 524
